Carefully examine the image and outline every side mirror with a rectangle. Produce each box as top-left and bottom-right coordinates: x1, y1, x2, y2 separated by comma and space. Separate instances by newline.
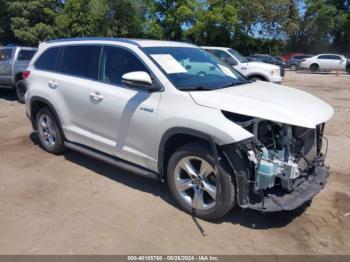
122, 71, 154, 91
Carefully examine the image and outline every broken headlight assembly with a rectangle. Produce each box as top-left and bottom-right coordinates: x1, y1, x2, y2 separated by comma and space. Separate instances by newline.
222, 111, 329, 211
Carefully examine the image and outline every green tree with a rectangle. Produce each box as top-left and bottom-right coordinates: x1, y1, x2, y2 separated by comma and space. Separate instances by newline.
143, 0, 200, 40
186, 0, 238, 46
56, 0, 144, 38
7, 0, 61, 45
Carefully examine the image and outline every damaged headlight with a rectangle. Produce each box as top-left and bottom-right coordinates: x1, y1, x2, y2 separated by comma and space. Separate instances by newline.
222, 111, 326, 193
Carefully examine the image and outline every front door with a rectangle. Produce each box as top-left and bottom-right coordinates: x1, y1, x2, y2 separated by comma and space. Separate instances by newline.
89, 46, 161, 169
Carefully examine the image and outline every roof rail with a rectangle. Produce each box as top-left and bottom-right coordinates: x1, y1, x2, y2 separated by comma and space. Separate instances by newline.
46, 37, 141, 47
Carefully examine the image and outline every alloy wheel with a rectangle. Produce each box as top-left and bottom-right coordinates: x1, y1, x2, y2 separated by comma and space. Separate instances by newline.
38, 114, 57, 147
173, 156, 217, 210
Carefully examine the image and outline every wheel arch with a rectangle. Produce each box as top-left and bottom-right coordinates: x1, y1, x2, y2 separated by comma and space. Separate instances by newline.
246, 73, 268, 81
158, 127, 227, 180
30, 96, 65, 139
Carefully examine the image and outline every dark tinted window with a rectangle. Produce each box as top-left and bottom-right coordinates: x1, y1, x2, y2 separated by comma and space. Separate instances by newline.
60, 45, 100, 79
18, 50, 36, 61
328, 55, 341, 60
318, 55, 341, 60
99, 46, 149, 85
35, 47, 60, 71
208, 49, 238, 66
0, 49, 13, 61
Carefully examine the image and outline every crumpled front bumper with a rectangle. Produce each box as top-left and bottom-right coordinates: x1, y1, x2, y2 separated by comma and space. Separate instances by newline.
243, 165, 330, 212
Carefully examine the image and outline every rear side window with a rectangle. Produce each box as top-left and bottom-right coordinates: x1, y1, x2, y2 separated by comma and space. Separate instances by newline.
18, 50, 36, 61
0, 49, 13, 61
35, 47, 60, 71
99, 46, 149, 85
59, 45, 100, 79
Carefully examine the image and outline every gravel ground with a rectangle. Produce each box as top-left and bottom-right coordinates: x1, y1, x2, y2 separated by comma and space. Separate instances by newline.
0, 71, 349, 255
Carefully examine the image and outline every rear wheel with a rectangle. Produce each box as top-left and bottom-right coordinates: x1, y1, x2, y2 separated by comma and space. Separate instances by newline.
346, 65, 350, 74
36, 107, 65, 154
15, 80, 26, 103
290, 64, 298, 71
310, 64, 319, 72
167, 142, 236, 220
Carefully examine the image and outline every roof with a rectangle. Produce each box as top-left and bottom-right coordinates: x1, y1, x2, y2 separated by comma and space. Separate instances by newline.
201, 46, 230, 51
47, 37, 196, 48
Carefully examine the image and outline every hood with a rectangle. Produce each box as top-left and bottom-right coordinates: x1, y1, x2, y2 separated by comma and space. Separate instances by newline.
243, 61, 280, 70
189, 81, 334, 128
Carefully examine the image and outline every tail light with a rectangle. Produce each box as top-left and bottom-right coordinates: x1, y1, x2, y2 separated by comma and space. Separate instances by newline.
22, 71, 31, 79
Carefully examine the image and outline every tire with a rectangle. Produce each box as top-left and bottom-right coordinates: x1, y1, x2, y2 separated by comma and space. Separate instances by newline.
346, 66, 350, 74
15, 80, 27, 103
310, 64, 319, 72
36, 107, 65, 154
167, 142, 236, 220
248, 76, 265, 82
290, 64, 298, 71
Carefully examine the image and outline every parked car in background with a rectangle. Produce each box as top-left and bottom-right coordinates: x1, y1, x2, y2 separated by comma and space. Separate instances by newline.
25, 38, 333, 220
286, 54, 313, 71
202, 47, 283, 83
245, 56, 263, 62
300, 54, 349, 73
281, 52, 304, 62
250, 54, 286, 76
0, 46, 37, 102
273, 56, 284, 63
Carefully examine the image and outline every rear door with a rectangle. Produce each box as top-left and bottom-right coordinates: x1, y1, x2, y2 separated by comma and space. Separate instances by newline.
89, 45, 161, 169
53, 45, 101, 147
0, 48, 14, 85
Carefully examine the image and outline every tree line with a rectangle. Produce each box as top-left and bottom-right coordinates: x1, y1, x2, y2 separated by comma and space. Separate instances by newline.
0, 0, 349, 56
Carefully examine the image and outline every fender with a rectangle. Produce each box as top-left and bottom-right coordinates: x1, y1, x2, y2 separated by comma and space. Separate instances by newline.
29, 96, 66, 139
158, 127, 216, 177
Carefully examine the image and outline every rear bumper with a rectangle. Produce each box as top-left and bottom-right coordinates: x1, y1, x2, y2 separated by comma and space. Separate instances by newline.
243, 165, 330, 212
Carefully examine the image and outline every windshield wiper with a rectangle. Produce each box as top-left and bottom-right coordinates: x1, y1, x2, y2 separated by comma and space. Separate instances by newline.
180, 86, 212, 91
220, 81, 250, 89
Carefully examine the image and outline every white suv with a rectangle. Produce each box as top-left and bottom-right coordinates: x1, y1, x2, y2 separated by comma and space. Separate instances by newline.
202, 46, 283, 83
25, 38, 334, 220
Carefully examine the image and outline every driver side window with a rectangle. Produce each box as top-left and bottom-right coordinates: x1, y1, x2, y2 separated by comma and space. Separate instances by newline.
99, 46, 149, 86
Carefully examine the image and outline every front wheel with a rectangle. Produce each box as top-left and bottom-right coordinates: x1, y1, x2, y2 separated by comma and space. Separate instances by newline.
15, 80, 27, 103
167, 142, 236, 220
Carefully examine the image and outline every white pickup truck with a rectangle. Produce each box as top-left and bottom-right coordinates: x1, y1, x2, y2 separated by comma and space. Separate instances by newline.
202, 46, 283, 84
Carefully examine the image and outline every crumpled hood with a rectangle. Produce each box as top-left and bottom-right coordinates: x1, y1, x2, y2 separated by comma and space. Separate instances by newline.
189, 81, 334, 128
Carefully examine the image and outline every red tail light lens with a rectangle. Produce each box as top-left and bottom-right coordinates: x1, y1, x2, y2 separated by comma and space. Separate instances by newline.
22, 71, 31, 79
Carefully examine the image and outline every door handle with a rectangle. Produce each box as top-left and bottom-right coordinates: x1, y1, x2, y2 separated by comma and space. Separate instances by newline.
48, 80, 58, 89
90, 92, 104, 102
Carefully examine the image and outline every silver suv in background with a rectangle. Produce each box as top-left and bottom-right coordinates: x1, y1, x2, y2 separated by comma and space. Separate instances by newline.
25, 38, 333, 220
0, 46, 37, 102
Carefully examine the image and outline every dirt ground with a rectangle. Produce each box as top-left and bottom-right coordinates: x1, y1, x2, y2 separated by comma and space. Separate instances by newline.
0, 71, 349, 255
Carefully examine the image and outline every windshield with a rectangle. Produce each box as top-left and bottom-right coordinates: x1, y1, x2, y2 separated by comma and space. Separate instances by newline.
228, 49, 248, 63
142, 47, 249, 91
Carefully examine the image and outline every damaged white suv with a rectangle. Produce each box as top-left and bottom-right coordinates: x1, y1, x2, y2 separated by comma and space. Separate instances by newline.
25, 38, 334, 220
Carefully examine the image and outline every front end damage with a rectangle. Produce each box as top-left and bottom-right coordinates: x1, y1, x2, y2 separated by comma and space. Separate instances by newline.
222, 114, 330, 212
